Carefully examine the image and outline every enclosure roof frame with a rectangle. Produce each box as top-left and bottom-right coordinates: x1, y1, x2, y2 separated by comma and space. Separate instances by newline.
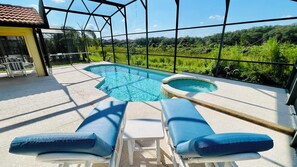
43, 0, 137, 32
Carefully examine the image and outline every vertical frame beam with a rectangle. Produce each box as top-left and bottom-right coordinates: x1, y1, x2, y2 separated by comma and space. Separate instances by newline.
39, 0, 49, 28
92, 16, 104, 61
287, 75, 297, 105
99, 31, 105, 60
82, 30, 89, 62
4, 37, 10, 56
214, 0, 230, 76
287, 59, 297, 105
109, 17, 116, 63
291, 131, 297, 148
173, 0, 180, 73
33, 28, 49, 76
16, 36, 25, 62
123, 7, 130, 65
36, 29, 51, 69
145, 0, 149, 68
63, 30, 68, 54
286, 59, 297, 90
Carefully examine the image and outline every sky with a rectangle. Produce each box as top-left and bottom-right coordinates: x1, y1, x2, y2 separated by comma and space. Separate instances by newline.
1, 0, 297, 39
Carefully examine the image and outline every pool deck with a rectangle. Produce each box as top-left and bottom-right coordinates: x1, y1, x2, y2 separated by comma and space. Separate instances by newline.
0, 62, 296, 167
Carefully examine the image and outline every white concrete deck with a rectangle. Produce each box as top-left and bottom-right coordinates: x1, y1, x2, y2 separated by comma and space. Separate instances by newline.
0, 62, 296, 167
179, 72, 297, 129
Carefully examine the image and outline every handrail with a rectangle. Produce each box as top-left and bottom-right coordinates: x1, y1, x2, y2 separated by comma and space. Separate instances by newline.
109, 51, 295, 66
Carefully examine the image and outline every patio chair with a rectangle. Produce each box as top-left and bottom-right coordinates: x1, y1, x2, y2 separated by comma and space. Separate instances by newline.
22, 56, 35, 69
160, 98, 274, 167
6, 58, 27, 77
0, 57, 12, 76
9, 101, 128, 167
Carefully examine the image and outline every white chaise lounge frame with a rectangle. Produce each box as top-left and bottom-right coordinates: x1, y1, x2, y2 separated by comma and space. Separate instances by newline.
161, 114, 261, 167
36, 115, 126, 167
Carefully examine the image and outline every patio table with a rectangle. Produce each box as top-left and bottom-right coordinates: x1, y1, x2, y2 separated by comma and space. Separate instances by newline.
123, 118, 164, 165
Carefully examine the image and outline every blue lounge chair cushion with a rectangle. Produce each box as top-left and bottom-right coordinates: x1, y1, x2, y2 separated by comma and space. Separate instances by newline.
9, 133, 113, 156
176, 133, 274, 157
76, 101, 128, 149
160, 98, 215, 147
9, 101, 128, 157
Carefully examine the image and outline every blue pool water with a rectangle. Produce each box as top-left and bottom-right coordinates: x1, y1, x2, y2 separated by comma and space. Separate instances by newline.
85, 64, 171, 101
168, 79, 217, 93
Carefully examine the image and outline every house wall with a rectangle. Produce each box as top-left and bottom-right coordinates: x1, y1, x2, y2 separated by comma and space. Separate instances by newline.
0, 26, 46, 76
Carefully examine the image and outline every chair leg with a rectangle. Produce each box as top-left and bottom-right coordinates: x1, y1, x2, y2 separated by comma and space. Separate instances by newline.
163, 123, 177, 167
128, 140, 134, 165
85, 161, 91, 167
62, 162, 69, 167
116, 138, 123, 167
6, 67, 13, 77
156, 139, 160, 165
230, 162, 237, 167
179, 158, 187, 167
224, 162, 232, 167
23, 69, 27, 76
205, 162, 213, 167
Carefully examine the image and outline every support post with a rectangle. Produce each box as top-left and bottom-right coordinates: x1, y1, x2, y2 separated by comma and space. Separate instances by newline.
99, 31, 105, 61
173, 0, 180, 73
214, 0, 230, 76
4, 37, 10, 57
63, 30, 68, 57
291, 131, 297, 148
109, 17, 116, 63
145, 0, 149, 68
16, 37, 25, 62
287, 71, 297, 105
33, 28, 48, 76
83, 30, 89, 63
286, 59, 297, 90
36, 29, 51, 70
123, 7, 130, 65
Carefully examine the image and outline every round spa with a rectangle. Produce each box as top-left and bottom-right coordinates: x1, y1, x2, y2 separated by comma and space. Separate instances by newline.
168, 79, 217, 93
161, 75, 218, 98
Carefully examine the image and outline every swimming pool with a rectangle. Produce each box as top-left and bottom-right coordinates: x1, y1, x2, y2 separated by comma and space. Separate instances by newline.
85, 64, 171, 101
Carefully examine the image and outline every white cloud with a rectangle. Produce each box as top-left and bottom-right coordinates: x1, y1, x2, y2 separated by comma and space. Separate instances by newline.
153, 24, 158, 28
200, 22, 204, 25
135, 28, 143, 32
86, 24, 96, 30
282, 15, 293, 18
29, 4, 38, 10
52, 0, 65, 3
209, 15, 224, 20
121, 18, 125, 22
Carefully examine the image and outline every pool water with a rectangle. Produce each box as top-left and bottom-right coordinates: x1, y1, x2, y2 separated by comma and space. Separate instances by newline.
168, 79, 217, 93
85, 64, 171, 101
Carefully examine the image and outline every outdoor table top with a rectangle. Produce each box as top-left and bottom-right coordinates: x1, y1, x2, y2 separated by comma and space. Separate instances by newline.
123, 118, 164, 140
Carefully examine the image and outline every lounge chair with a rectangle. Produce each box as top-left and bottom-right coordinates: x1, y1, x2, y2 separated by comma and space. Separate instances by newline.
160, 98, 273, 167
9, 101, 128, 167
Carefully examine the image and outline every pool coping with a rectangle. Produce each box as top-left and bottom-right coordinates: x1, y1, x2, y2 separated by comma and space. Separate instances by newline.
84, 63, 174, 77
